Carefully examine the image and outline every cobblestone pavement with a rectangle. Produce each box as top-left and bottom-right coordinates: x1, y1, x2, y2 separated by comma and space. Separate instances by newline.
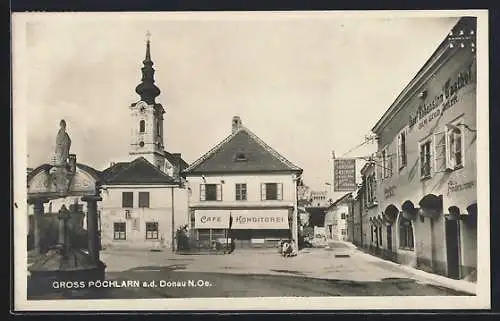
27, 241, 474, 299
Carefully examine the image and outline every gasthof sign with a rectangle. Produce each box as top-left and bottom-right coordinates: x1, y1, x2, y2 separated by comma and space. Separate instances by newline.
334, 158, 357, 192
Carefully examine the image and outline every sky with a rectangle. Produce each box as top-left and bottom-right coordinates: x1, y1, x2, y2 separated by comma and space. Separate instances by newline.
15, 12, 460, 197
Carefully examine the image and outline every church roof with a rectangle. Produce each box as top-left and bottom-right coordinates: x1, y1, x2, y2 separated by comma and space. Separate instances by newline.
183, 126, 302, 175
101, 157, 179, 185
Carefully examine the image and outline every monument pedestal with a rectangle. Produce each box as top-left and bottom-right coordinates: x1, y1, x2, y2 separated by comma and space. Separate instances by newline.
28, 247, 106, 297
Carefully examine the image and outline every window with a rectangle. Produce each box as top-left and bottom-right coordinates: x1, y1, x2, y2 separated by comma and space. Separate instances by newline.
113, 222, 126, 240
235, 153, 247, 161
378, 226, 383, 246
261, 183, 283, 201
365, 174, 377, 206
200, 184, 222, 201
420, 140, 432, 178
138, 192, 150, 208
434, 131, 447, 172
122, 192, 133, 208
434, 121, 465, 172
235, 183, 247, 201
139, 120, 145, 133
341, 229, 346, 236
382, 148, 393, 178
371, 225, 374, 242
145, 222, 159, 239
156, 120, 161, 137
447, 124, 464, 169
399, 220, 414, 250
397, 129, 407, 169
341, 213, 346, 220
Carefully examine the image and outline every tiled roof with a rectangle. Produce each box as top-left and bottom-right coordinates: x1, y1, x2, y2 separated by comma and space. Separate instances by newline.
183, 126, 302, 175
101, 157, 178, 185
164, 151, 189, 171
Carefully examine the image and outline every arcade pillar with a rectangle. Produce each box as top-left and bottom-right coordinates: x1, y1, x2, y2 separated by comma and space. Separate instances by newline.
31, 199, 47, 254
82, 195, 102, 264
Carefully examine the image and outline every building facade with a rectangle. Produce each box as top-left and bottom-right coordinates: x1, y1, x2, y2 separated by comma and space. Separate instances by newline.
324, 193, 352, 241
183, 116, 303, 251
371, 17, 477, 281
351, 187, 363, 247
98, 37, 189, 250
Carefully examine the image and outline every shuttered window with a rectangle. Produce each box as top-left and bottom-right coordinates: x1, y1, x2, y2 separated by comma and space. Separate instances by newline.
122, 192, 133, 208
200, 184, 222, 201
420, 140, 432, 178
397, 130, 407, 169
138, 192, 150, 208
261, 183, 283, 200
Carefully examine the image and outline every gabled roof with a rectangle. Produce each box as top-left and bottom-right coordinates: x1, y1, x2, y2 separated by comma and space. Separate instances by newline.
101, 157, 179, 185
164, 151, 189, 171
328, 192, 353, 209
183, 126, 302, 175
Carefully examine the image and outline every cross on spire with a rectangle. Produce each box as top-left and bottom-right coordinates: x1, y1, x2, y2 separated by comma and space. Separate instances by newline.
146, 30, 151, 43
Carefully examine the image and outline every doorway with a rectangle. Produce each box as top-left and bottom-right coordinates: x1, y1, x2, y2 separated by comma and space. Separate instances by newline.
445, 219, 460, 279
386, 225, 392, 251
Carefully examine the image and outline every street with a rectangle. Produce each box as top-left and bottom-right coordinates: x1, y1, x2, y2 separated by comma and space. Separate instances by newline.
27, 241, 473, 299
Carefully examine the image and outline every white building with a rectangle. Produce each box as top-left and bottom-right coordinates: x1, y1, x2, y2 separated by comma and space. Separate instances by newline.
98, 37, 189, 250
183, 116, 303, 251
324, 192, 352, 240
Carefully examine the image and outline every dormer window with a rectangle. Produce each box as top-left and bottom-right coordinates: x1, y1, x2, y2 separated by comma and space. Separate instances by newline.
235, 153, 247, 161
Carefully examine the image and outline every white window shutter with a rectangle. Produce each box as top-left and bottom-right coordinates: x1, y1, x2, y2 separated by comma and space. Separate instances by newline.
388, 154, 393, 177
397, 134, 401, 169
216, 184, 222, 201
277, 183, 283, 200
261, 183, 266, 200
433, 132, 446, 172
200, 184, 206, 201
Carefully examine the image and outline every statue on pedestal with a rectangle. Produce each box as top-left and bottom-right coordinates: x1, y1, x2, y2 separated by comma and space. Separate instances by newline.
54, 119, 71, 167
49, 119, 76, 196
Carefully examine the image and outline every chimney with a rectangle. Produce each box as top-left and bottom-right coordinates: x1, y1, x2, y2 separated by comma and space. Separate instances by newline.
232, 116, 242, 133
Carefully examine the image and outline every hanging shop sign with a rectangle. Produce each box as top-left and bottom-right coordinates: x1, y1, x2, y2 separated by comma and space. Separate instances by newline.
231, 209, 289, 229
334, 158, 357, 192
194, 210, 230, 229
408, 62, 474, 130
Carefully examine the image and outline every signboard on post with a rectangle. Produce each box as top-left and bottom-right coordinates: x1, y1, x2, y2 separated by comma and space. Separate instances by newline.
334, 158, 357, 192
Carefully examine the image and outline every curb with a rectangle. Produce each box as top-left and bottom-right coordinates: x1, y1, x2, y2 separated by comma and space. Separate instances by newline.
347, 243, 476, 295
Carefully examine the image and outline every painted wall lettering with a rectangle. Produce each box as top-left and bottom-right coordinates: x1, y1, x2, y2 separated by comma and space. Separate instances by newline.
447, 180, 475, 195
384, 185, 396, 199
409, 62, 474, 129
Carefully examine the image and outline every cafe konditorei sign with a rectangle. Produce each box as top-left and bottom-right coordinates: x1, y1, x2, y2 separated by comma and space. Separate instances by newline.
334, 158, 357, 192
409, 62, 474, 130
194, 210, 289, 229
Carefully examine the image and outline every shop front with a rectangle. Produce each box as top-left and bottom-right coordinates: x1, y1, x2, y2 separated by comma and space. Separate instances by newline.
191, 208, 293, 250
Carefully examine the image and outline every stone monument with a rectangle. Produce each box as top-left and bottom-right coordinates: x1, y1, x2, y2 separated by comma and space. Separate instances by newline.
27, 120, 106, 299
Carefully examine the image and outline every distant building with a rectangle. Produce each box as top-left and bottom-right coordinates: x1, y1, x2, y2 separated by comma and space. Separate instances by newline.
183, 116, 303, 251
309, 190, 330, 207
371, 17, 477, 281
324, 192, 353, 240
98, 37, 189, 250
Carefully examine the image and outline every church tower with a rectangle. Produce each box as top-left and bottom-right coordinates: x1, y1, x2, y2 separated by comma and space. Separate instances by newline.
129, 33, 172, 172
